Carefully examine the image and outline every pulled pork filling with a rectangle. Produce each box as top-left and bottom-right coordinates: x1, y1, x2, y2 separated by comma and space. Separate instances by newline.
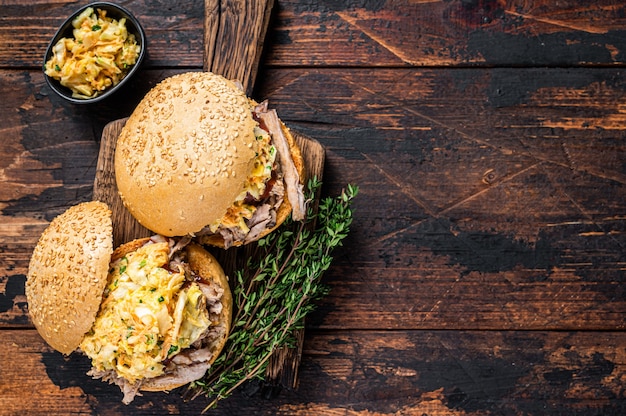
197, 101, 305, 248
83, 236, 226, 404
254, 102, 306, 221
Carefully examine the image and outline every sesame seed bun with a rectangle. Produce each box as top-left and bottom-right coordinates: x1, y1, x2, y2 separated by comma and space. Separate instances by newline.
114, 71, 305, 244
114, 71, 258, 237
25, 201, 232, 396
26, 201, 113, 355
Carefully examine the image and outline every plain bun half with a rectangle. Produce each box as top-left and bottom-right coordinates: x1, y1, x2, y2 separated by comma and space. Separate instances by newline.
26, 201, 113, 355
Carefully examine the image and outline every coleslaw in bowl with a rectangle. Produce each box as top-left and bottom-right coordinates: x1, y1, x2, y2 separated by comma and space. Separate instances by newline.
43, 2, 146, 104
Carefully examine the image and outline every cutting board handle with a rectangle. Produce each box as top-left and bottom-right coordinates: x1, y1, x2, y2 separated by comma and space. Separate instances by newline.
204, 0, 275, 96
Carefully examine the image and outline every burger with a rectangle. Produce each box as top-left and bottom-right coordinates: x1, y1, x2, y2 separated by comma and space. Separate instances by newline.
114, 71, 307, 248
25, 201, 232, 404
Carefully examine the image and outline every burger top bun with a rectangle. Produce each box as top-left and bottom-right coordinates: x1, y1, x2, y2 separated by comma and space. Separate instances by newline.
114, 71, 258, 237
26, 201, 113, 355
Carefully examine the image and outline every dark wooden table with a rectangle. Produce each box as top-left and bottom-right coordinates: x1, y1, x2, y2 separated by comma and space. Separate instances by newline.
2, 1, 626, 415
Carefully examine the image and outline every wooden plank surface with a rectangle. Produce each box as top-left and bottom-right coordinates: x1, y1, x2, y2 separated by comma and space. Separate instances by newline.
2, 329, 625, 415
3, 1, 626, 69
2, 67, 625, 331
1, 0, 626, 414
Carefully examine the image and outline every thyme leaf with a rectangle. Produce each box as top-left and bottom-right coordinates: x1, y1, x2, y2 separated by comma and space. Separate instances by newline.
188, 177, 357, 410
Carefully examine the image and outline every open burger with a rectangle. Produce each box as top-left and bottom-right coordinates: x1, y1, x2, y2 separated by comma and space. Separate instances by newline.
114, 71, 307, 248
25, 201, 232, 404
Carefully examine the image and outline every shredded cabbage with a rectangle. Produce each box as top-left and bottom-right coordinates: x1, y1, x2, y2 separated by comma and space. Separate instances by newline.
44, 7, 141, 99
79, 241, 211, 384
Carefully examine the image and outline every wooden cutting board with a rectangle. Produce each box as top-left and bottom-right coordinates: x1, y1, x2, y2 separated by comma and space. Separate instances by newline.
93, 0, 325, 392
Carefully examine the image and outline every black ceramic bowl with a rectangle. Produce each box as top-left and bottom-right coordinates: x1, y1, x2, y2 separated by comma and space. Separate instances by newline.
43, 2, 146, 104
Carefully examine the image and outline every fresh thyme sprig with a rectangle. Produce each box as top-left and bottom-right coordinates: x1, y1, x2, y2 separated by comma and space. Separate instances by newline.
188, 177, 358, 410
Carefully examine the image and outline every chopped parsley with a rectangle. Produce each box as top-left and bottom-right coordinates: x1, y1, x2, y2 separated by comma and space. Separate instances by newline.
119, 257, 128, 274
167, 345, 179, 356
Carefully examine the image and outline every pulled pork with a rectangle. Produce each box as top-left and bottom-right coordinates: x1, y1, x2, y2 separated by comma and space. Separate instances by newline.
253, 102, 306, 221
85, 237, 226, 404
197, 102, 305, 248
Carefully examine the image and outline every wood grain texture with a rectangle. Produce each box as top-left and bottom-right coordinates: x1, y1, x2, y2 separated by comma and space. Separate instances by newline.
2, 329, 625, 415
258, 0, 626, 67
2, 66, 625, 332
1, 0, 626, 414
204, 0, 274, 95
256, 67, 626, 332
3, 1, 626, 69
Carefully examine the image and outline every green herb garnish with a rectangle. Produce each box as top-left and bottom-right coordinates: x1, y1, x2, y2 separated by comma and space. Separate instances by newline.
119, 257, 128, 274
188, 177, 358, 410
92, 24, 101, 31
